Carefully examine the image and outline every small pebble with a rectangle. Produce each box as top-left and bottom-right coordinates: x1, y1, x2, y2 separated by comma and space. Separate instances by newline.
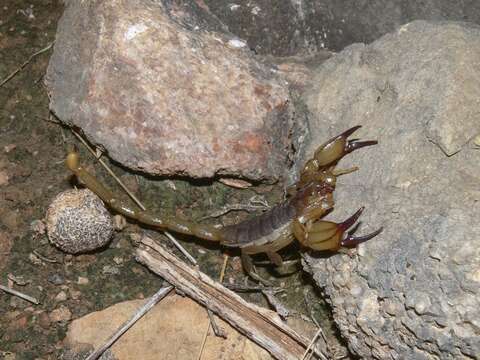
70, 290, 81, 300
102, 265, 120, 275
55, 291, 68, 302
46, 189, 114, 254
227, 38, 247, 49
38, 311, 51, 329
49, 306, 72, 322
131, 267, 145, 275
113, 215, 127, 231
113, 256, 124, 265
30, 220, 46, 235
77, 276, 89, 285
4, 144, 16, 153
474, 133, 480, 147
48, 274, 64, 285
0, 170, 9, 186
28, 253, 43, 266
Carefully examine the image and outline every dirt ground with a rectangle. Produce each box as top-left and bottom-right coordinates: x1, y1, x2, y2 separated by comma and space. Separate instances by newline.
0, 1, 344, 359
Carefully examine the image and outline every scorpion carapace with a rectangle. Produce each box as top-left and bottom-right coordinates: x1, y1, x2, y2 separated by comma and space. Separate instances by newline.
66, 125, 382, 283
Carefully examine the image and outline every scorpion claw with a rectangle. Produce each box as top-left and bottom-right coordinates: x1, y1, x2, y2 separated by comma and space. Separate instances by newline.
337, 124, 363, 139
296, 207, 382, 251
345, 139, 379, 154
337, 206, 365, 232
341, 226, 383, 248
313, 125, 378, 167
338, 207, 382, 248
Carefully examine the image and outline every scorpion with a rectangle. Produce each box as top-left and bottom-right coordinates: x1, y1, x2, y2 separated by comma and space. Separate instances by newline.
66, 125, 382, 283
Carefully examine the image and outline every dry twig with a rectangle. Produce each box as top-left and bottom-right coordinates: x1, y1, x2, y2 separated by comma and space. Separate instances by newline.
261, 289, 290, 320
0, 42, 54, 87
0, 284, 39, 305
196, 254, 229, 360
301, 327, 324, 360
164, 231, 197, 265
32, 250, 58, 263
136, 236, 330, 360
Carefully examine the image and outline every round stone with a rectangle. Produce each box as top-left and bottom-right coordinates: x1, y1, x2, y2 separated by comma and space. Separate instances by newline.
46, 189, 113, 254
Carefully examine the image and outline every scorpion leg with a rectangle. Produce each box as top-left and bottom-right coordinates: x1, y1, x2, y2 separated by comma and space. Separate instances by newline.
241, 251, 271, 286
266, 251, 283, 267
293, 207, 382, 251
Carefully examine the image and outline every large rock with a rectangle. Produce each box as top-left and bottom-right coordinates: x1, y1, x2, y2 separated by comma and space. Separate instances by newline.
204, 0, 480, 54
65, 294, 273, 360
46, 0, 294, 180
302, 21, 480, 359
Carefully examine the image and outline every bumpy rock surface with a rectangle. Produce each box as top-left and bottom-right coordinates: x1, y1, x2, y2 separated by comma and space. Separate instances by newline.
46, 189, 113, 254
302, 21, 480, 359
46, 0, 293, 180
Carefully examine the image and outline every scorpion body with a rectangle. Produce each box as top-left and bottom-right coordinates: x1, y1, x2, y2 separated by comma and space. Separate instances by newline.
66, 126, 382, 282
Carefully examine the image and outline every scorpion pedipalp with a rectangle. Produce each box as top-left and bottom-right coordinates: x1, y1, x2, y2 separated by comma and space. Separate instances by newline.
293, 207, 382, 251
313, 125, 378, 167
298, 125, 377, 186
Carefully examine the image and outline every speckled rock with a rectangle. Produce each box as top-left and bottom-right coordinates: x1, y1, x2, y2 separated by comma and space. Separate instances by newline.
45, 0, 294, 181
302, 21, 480, 359
46, 189, 114, 254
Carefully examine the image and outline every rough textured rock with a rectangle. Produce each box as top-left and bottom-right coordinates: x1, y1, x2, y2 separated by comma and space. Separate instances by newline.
46, 0, 294, 181
46, 189, 114, 254
302, 21, 480, 359
204, 0, 480, 54
65, 294, 273, 360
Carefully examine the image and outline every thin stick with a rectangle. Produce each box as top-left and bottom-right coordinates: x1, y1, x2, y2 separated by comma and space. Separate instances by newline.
164, 231, 197, 265
206, 309, 226, 338
0, 42, 54, 87
197, 254, 229, 360
85, 285, 173, 360
219, 254, 229, 284
0, 285, 40, 305
223, 284, 277, 292
301, 327, 326, 360
71, 130, 147, 211
72, 130, 196, 264
137, 238, 326, 360
32, 250, 58, 263
262, 290, 290, 320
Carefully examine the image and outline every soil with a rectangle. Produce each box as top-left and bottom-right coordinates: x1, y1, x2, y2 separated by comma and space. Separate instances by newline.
0, 1, 346, 359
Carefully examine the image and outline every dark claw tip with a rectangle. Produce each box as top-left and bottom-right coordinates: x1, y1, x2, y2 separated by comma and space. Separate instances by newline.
338, 207, 365, 232
339, 125, 362, 139
341, 226, 383, 248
